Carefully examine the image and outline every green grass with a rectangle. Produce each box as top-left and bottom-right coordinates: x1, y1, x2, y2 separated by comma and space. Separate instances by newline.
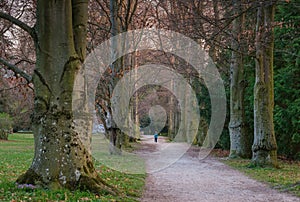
0, 133, 146, 201
223, 158, 300, 197
92, 134, 146, 175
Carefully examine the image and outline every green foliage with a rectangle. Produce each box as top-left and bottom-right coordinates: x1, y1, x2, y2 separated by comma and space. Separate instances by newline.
0, 82, 33, 132
273, 1, 300, 159
224, 159, 300, 197
139, 115, 151, 129
0, 134, 145, 201
192, 75, 231, 149
189, 1, 300, 160
231, 1, 300, 160
0, 112, 13, 128
274, 66, 300, 159
243, 58, 255, 149
218, 70, 231, 150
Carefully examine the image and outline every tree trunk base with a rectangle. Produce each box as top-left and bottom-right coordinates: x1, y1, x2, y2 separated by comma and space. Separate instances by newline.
229, 149, 252, 159
16, 168, 119, 195
228, 150, 239, 159
252, 150, 278, 168
0, 130, 8, 140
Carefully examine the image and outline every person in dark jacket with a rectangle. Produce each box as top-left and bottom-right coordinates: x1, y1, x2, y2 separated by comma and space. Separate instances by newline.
154, 131, 158, 143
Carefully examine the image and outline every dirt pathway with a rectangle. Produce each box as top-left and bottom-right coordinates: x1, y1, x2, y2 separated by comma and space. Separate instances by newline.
136, 135, 299, 202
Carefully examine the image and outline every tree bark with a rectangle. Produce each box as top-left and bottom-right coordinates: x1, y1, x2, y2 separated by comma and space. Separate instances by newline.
0, 130, 8, 140
107, 0, 123, 155
168, 78, 174, 139
252, 1, 278, 167
229, 0, 251, 158
133, 52, 140, 140
16, 0, 117, 193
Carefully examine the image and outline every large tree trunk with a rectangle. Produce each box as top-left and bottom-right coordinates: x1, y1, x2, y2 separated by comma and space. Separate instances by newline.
133, 53, 141, 140
228, 0, 251, 158
252, 1, 278, 167
0, 130, 8, 140
168, 78, 175, 139
107, 0, 123, 155
16, 0, 116, 193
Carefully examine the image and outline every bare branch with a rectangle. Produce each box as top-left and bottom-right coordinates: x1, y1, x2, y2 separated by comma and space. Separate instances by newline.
95, 0, 112, 28
0, 11, 37, 43
14, 58, 35, 66
0, 57, 32, 83
0, 82, 31, 92
88, 21, 110, 32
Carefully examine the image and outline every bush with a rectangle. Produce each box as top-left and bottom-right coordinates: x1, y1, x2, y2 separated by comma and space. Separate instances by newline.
273, 2, 300, 159
0, 112, 13, 140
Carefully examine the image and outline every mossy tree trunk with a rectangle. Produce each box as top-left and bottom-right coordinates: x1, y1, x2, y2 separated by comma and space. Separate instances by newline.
16, 0, 116, 193
0, 113, 12, 140
107, 0, 123, 155
252, 1, 278, 167
0, 130, 8, 140
229, 0, 251, 158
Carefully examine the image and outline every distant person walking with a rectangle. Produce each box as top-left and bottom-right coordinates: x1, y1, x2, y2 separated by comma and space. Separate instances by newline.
154, 132, 158, 143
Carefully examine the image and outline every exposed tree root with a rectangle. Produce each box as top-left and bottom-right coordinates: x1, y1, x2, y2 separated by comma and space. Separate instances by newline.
78, 175, 120, 195
16, 168, 121, 196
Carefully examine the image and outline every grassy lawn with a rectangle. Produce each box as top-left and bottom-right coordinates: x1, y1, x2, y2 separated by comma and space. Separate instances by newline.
222, 158, 300, 197
92, 134, 146, 175
0, 133, 146, 201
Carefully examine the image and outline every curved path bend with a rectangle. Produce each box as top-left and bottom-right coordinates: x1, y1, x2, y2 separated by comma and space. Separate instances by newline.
136, 135, 299, 202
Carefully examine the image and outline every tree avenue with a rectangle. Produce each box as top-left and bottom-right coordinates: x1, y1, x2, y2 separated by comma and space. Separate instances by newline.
0, 0, 298, 195
1, 0, 116, 193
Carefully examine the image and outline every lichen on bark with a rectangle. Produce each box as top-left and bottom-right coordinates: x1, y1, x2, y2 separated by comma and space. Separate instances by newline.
16, 0, 120, 194
252, 1, 278, 167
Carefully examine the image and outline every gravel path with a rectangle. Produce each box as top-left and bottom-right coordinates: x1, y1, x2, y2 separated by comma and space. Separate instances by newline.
137, 135, 300, 202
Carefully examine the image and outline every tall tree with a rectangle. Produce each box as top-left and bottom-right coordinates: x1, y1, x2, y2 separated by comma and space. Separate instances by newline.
252, 1, 278, 167
0, 0, 115, 193
107, 0, 123, 154
95, 0, 138, 154
228, 0, 251, 158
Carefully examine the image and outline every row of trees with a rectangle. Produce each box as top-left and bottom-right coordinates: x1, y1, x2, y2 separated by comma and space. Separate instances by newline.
0, 0, 299, 193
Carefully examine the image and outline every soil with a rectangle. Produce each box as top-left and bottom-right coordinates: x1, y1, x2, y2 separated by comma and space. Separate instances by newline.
0, 139, 16, 142
136, 135, 300, 202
